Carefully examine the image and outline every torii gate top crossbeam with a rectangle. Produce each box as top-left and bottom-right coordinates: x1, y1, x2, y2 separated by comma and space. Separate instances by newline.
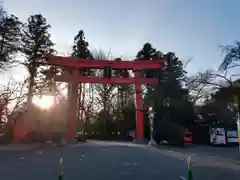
46, 55, 163, 70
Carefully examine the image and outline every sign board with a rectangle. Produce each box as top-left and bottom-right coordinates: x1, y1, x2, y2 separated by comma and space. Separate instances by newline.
209, 128, 226, 145
238, 120, 240, 144
227, 130, 238, 143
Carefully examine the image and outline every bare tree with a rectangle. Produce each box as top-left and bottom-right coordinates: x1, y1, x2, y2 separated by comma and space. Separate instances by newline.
185, 70, 233, 104
91, 50, 117, 111
219, 41, 240, 77
0, 77, 28, 117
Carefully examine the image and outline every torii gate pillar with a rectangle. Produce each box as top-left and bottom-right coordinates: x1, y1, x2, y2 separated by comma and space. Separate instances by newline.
135, 71, 144, 140
65, 69, 78, 139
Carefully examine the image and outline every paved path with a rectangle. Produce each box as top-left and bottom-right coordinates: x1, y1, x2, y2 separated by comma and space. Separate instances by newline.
0, 141, 240, 180
0, 144, 40, 151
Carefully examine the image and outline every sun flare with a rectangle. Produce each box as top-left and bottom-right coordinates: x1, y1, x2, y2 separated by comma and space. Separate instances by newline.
33, 95, 54, 109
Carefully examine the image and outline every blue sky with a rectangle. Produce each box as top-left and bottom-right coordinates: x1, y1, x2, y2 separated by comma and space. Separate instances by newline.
2, 0, 240, 82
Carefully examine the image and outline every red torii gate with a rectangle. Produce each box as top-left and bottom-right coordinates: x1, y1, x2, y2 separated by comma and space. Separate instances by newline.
46, 55, 163, 141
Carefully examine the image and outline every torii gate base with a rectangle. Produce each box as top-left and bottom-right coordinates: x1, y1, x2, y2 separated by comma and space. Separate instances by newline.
46, 55, 163, 143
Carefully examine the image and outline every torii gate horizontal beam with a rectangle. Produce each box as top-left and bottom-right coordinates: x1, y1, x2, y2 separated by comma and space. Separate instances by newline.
54, 75, 159, 84
46, 55, 163, 70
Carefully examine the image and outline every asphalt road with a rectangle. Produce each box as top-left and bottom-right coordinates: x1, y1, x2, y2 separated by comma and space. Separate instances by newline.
0, 141, 240, 180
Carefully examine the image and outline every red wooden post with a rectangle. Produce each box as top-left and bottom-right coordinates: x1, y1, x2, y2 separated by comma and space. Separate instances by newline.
47, 55, 161, 69
135, 71, 144, 139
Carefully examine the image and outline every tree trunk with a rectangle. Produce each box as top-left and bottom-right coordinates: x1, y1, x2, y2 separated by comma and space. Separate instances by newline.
27, 75, 34, 107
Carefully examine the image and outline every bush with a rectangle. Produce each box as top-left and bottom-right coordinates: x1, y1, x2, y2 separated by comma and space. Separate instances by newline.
154, 121, 185, 147
75, 132, 87, 142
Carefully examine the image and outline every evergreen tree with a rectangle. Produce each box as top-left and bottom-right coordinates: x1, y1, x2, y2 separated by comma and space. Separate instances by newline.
72, 30, 93, 75
0, 5, 22, 71
136, 43, 163, 80
21, 14, 54, 105
136, 43, 195, 144
71, 30, 93, 132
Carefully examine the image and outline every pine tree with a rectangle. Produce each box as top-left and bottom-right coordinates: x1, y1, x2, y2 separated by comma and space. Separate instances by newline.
21, 14, 54, 106
136, 43, 193, 144
0, 5, 22, 71
71, 30, 93, 132
72, 30, 93, 75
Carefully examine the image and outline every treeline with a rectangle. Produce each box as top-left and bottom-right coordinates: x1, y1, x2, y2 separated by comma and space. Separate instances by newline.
0, 4, 239, 143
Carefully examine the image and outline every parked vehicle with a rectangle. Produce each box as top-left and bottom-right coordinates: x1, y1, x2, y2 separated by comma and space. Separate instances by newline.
184, 132, 192, 143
